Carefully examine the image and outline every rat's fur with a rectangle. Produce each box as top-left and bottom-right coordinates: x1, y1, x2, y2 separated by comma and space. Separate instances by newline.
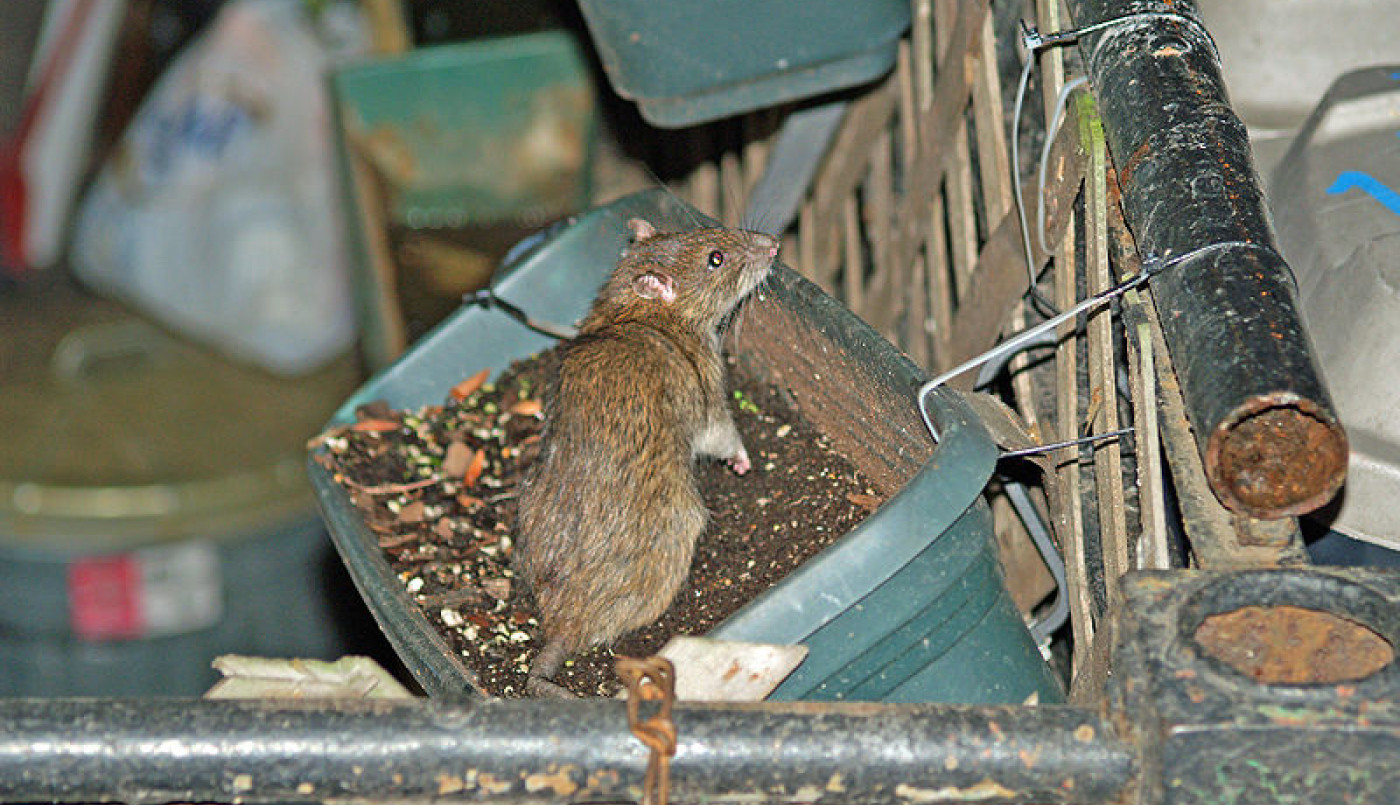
513, 218, 778, 696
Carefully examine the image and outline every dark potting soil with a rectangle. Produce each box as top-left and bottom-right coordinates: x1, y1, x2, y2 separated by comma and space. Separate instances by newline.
315, 349, 881, 697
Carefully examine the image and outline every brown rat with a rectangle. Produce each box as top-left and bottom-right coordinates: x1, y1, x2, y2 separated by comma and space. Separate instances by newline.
512, 217, 779, 696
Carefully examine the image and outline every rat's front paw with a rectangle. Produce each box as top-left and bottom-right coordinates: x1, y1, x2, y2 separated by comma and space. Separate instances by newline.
728, 447, 752, 476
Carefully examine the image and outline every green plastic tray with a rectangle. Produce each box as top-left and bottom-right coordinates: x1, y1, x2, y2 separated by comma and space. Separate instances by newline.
576, 0, 909, 127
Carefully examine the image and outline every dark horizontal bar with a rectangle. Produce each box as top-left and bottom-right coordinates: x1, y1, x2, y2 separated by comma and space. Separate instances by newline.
0, 697, 1134, 804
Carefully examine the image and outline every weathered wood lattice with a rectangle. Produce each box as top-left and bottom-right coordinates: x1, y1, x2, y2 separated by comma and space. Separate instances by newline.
665, 0, 1310, 694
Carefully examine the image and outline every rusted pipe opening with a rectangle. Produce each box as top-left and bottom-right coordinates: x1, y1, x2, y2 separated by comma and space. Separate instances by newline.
1207, 399, 1348, 519
1195, 605, 1393, 686
1182, 569, 1399, 688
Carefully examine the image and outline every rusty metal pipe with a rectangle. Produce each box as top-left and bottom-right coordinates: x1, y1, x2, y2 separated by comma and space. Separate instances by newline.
1063, 0, 1347, 518
0, 697, 1133, 804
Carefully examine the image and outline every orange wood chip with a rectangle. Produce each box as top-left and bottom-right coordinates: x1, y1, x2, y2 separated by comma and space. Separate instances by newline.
450, 368, 491, 401
508, 399, 543, 417
350, 418, 400, 433
463, 448, 486, 487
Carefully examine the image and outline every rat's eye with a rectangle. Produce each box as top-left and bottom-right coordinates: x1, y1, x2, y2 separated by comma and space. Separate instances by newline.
707, 250, 725, 269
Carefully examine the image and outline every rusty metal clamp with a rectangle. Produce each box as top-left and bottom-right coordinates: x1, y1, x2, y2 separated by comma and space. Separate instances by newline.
616, 656, 678, 805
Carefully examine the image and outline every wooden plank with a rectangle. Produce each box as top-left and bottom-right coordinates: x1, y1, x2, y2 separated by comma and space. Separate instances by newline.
970, 9, 1013, 223
842, 194, 865, 311
1082, 100, 1130, 608
1055, 207, 1094, 675
797, 199, 821, 286
895, 38, 932, 368
809, 78, 898, 230
344, 132, 408, 367
927, 195, 955, 370
897, 37, 920, 154
1109, 193, 1170, 568
943, 110, 1087, 370
934, 2, 980, 299
862, 130, 899, 334
720, 149, 744, 228
1012, 0, 1072, 437
741, 111, 774, 205
799, 199, 838, 295
887, 0, 991, 296
686, 158, 720, 221
1126, 288, 1169, 568
361, 0, 411, 55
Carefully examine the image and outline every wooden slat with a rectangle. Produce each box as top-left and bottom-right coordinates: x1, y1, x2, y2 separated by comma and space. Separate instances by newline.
1010, 0, 1071, 443
911, 0, 934, 110
1109, 193, 1170, 568
861, 130, 900, 334
887, 0, 991, 296
1126, 288, 1169, 569
720, 149, 745, 228
687, 158, 720, 222
802, 199, 839, 295
933, 3, 980, 299
344, 132, 408, 366
742, 111, 774, 206
809, 78, 899, 231
1082, 101, 1130, 608
895, 38, 932, 368
842, 195, 865, 311
944, 111, 1087, 371
926, 195, 955, 369
1055, 207, 1094, 675
797, 199, 822, 287
970, 9, 1013, 223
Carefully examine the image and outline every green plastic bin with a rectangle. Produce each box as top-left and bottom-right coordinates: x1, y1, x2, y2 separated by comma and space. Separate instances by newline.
0, 278, 368, 697
311, 189, 1063, 704
331, 29, 599, 361
331, 30, 596, 228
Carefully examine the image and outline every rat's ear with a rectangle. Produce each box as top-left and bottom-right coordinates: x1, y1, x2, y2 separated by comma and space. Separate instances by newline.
628, 218, 658, 241
632, 271, 676, 303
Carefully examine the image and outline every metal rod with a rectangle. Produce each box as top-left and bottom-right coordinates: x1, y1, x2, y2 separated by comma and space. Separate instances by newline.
0, 698, 1135, 805
1061, 0, 1348, 519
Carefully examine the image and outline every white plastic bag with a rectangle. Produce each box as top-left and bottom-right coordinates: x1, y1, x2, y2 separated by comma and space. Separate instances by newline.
72, 0, 364, 375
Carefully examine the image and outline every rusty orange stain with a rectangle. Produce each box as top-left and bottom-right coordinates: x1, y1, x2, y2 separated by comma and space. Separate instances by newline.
525, 766, 581, 796
1019, 747, 1042, 768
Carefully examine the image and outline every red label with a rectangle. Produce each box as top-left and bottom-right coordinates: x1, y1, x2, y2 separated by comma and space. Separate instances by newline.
68, 555, 144, 640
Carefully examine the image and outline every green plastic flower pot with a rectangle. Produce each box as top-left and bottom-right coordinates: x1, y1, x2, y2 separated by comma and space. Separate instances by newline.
310, 189, 1063, 704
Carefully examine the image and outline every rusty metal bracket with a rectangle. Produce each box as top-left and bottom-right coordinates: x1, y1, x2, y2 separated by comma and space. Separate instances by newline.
617, 656, 678, 805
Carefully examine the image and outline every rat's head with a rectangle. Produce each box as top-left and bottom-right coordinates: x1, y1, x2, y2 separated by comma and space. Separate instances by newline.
587, 218, 779, 332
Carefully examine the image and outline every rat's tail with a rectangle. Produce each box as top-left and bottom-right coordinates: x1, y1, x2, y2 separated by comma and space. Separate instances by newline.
526, 639, 577, 698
